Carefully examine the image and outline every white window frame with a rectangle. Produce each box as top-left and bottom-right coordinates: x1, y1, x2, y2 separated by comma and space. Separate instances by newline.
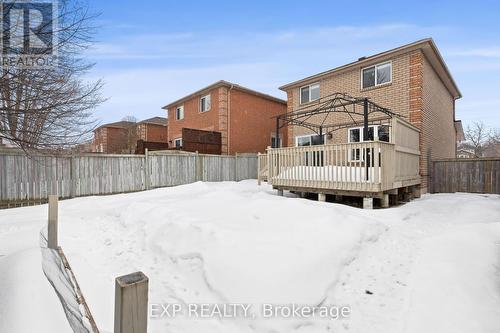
361, 61, 392, 89
200, 94, 211, 113
347, 125, 390, 161
175, 105, 184, 120
174, 138, 183, 148
294, 134, 326, 147
299, 83, 320, 104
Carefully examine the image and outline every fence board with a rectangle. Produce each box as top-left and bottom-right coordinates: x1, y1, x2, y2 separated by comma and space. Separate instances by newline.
431, 158, 500, 194
0, 152, 257, 208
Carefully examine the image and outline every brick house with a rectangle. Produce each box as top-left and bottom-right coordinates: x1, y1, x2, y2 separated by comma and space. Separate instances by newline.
91, 120, 136, 153
278, 38, 463, 193
136, 117, 168, 143
91, 117, 168, 154
162, 80, 287, 155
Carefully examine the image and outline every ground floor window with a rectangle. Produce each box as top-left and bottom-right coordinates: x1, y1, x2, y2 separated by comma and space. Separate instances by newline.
348, 125, 390, 161
271, 134, 282, 148
295, 134, 325, 147
294, 134, 325, 166
174, 138, 183, 148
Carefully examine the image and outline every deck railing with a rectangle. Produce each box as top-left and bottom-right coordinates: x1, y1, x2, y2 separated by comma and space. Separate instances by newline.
258, 117, 420, 193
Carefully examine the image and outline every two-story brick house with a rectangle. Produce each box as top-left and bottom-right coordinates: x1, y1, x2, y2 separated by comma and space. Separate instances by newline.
278, 38, 463, 193
162, 80, 287, 155
91, 117, 168, 154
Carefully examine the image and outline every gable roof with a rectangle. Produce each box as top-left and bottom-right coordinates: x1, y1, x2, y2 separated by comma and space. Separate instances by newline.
279, 38, 461, 99
161, 80, 286, 110
138, 117, 168, 126
95, 120, 136, 131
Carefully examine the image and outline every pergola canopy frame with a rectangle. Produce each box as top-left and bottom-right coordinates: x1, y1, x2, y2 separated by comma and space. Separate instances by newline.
275, 92, 400, 146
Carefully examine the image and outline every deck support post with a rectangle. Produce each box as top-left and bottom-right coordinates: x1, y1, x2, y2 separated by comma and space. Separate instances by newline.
381, 194, 390, 208
47, 195, 58, 249
412, 186, 421, 199
403, 187, 411, 202
277, 189, 284, 196
114, 272, 149, 333
318, 193, 326, 202
363, 197, 373, 209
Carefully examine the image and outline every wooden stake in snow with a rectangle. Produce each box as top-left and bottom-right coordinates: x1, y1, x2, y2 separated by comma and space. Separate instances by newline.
114, 271, 149, 333
47, 195, 58, 249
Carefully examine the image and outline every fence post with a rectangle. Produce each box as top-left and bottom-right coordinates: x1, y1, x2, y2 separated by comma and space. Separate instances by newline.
234, 153, 238, 181
195, 152, 203, 182
257, 153, 261, 185
47, 195, 58, 249
144, 149, 150, 190
114, 271, 149, 333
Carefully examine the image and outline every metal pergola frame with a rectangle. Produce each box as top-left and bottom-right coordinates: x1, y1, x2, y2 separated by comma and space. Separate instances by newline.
274, 92, 400, 147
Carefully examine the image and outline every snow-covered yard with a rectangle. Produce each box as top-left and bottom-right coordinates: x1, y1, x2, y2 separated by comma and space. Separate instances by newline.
1, 180, 500, 333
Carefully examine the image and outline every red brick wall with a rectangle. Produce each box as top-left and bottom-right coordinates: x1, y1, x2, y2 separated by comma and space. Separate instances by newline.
165, 87, 286, 154
167, 89, 220, 145
138, 123, 168, 143
91, 127, 131, 154
229, 89, 287, 154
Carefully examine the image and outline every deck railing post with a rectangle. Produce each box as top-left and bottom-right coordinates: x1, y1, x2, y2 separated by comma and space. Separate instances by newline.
47, 195, 58, 249
114, 271, 149, 333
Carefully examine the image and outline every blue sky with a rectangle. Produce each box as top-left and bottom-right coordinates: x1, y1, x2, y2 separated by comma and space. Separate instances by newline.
85, 0, 500, 129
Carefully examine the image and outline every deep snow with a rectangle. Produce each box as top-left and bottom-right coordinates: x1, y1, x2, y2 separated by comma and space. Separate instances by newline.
1, 180, 499, 333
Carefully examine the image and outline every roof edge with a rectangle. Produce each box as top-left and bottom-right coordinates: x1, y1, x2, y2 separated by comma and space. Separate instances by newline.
161, 80, 286, 110
279, 38, 461, 99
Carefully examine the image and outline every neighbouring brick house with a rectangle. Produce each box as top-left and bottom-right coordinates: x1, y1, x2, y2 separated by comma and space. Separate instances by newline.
91, 117, 168, 154
279, 38, 463, 192
162, 80, 287, 155
136, 117, 168, 143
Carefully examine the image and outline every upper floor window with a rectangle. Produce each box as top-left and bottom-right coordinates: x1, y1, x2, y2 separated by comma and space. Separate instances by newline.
362, 62, 392, 89
299, 83, 320, 104
200, 94, 211, 113
175, 105, 184, 120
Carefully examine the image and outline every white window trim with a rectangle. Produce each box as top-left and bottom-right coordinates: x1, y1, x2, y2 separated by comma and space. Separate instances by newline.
361, 61, 392, 90
347, 125, 390, 161
174, 138, 183, 148
200, 94, 211, 113
175, 105, 184, 120
299, 82, 320, 104
294, 134, 326, 147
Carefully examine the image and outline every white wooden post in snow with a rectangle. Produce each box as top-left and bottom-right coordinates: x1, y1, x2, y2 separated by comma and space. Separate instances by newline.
114, 271, 149, 333
47, 195, 58, 249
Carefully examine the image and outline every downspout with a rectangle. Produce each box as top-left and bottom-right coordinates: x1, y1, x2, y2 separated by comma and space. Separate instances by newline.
228, 84, 234, 155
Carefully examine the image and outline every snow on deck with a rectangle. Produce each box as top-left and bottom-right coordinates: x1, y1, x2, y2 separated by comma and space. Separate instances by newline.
1, 180, 499, 333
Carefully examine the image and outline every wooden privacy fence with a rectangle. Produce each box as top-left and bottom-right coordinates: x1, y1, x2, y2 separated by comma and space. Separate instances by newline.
0, 150, 257, 207
430, 158, 500, 194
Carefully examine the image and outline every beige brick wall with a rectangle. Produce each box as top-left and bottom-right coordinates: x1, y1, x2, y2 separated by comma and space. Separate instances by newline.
286, 51, 412, 143
422, 54, 457, 189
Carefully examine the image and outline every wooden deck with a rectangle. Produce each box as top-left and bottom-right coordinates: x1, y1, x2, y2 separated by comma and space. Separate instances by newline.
258, 118, 421, 205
